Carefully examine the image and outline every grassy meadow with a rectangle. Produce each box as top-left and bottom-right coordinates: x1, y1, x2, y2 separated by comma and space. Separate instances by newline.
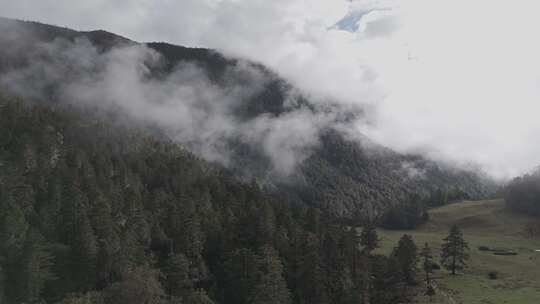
376, 199, 540, 304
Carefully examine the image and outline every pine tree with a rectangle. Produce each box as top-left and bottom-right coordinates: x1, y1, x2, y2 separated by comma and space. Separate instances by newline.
256, 201, 276, 247
359, 223, 379, 304
38, 173, 63, 239
420, 242, 434, 286
391, 234, 418, 285
0, 185, 31, 303
370, 255, 403, 304
344, 227, 363, 304
322, 227, 353, 303
14, 230, 56, 303
223, 248, 260, 304
0, 262, 4, 303
173, 199, 208, 284
0, 188, 29, 259
91, 194, 120, 287
297, 233, 329, 304
305, 208, 321, 235
250, 246, 291, 304
95, 238, 119, 289
440, 225, 469, 275
164, 253, 192, 298
59, 179, 98, 291
360, 224, 378, 254
104, 265, 164, 304
72, 209, 98, 290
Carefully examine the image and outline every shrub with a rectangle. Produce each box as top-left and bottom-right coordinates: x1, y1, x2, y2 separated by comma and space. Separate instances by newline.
478, 246, 490, 251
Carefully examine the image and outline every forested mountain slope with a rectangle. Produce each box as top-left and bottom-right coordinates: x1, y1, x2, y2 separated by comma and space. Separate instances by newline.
0, 17, 494, 217
0, 92, 415, 304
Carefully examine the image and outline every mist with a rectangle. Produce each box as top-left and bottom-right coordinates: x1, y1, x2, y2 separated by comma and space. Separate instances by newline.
0, 29, 346, 177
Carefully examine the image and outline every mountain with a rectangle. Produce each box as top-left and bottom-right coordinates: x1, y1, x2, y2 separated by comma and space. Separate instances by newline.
0, 17, 498, 304
0, 17, 495, 218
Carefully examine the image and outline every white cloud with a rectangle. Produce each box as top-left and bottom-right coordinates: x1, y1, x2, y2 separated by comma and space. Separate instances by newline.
0, 35, 337, 177
2, 0, 540, 179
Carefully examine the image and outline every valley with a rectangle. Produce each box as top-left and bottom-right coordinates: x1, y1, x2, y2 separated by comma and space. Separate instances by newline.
0, 15, 538, 304
377, 199, 540, 303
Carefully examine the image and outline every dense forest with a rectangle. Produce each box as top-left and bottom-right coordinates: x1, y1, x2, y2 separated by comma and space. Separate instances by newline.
505, 169, 540, 216
1, 93, 425, 303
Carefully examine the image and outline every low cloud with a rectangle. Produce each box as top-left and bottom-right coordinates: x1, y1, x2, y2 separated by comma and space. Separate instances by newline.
2, 0, 540, 179
0, 32, 344, 176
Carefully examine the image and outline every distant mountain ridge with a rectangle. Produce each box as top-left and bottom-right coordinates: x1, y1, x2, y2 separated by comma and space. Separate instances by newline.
0, 17, 496, 216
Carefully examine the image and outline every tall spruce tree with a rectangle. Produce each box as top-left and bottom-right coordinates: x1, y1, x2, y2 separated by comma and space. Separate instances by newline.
249, 246, 291, 304
421, 242, 436, 302
440, 225, 469, 275
391, 234, 418, 285
105, 265, 164, 304
297, 233, 329, 304
164, 253, 192, 298
420, 242, 434, 285
359, 223, 379, 304
15, 230, 55, 303
223, 248, 260, 304
360, 224, 379, 254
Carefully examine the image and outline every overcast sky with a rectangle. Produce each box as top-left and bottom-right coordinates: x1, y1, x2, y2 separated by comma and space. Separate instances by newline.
2, 0, 540, 179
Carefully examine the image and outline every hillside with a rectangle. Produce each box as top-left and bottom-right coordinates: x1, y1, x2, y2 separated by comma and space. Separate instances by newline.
0, 17, 496, 217
0, 92, 460, 304
378, 200, 540, 304
0, 92, 345, 304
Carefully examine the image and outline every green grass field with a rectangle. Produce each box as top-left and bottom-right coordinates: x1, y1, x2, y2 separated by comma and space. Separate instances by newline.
376, 199, 540, 304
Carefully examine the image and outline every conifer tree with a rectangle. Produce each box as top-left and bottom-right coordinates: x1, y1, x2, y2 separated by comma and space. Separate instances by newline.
360, 224, 378, 254
391, 234, 418, 285
0, 189, 29, 259
250, 246, 291, 304
297, 233, 329, 304
105, 265, 164, 304
359, 223, 379, 304
370, 254, 403, 304
305, 207, 321, 235
14, 230, 55, 303
0, 264, 5, 304
176, 200, 208, 283
420, 242, 434, 286
256, 201, 276, 247
223, 248, 260, 304
164, 253, 192, 298
343, 227, 364, 304
58, 178, 98, 290
440, 225, 469, 275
